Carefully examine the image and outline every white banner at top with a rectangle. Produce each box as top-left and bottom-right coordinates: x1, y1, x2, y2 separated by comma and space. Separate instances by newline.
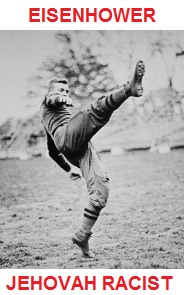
0, 0, 183, 30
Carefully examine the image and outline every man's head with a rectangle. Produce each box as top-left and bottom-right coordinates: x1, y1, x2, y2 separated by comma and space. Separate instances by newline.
48, 78, 73, 107
48, 78, 69, 97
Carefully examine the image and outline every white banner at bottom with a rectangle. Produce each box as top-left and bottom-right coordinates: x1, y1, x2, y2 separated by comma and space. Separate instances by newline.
0, 269, 183, 295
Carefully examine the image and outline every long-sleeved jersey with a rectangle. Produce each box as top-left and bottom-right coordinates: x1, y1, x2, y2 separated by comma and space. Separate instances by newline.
46, 132, 71, 172
40, 92, 72, 137
41, 91, 72, 172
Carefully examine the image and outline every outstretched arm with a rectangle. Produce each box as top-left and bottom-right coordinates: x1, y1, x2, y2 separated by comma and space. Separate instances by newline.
45, 92, 73, 107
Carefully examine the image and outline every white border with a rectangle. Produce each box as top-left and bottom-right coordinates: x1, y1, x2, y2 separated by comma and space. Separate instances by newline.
1, 1, 184, 295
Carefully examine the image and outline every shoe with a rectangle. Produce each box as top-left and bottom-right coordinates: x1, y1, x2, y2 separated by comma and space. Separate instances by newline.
125, 60, 145, 97
72, 230, 94, 258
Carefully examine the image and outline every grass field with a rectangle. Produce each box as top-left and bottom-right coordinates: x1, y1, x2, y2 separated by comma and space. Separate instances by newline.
0, 149, 184, 269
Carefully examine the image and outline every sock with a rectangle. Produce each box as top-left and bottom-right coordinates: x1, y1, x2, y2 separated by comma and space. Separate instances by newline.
80, 204, 101, 233
109, 88, 128, 109
101, 88, 128, 113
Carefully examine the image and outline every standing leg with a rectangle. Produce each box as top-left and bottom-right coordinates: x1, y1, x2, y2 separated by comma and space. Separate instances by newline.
72, 144, 109, 257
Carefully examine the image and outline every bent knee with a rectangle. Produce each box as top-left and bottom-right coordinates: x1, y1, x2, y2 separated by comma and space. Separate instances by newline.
89, 176, 110, 209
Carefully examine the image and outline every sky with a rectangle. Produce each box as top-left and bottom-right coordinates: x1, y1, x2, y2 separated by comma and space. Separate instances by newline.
0, 31, 58, 124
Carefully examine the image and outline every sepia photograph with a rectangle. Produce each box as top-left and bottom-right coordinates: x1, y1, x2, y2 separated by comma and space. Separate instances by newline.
0, 30, 184, 269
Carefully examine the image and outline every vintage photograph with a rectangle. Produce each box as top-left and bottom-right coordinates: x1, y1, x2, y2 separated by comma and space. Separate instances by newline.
0, 30, 184, 268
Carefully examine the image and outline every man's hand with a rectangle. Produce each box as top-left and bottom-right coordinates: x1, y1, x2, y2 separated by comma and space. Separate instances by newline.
69, 166, 84, 186
58, 95, 73, 107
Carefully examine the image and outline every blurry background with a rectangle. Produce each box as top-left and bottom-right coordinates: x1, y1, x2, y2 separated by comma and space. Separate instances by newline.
0, 30, 184, 158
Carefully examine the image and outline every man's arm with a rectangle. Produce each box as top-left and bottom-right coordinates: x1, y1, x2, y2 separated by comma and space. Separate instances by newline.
46, 132, 71, 172
46, 132, 83, 182
45, 92, 73, 107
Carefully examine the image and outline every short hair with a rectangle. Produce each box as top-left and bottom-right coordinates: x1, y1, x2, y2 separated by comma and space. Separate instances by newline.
48, 78, 68, 90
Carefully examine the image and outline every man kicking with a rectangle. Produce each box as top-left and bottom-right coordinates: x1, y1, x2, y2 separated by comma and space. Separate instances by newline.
40, 60, 145, 258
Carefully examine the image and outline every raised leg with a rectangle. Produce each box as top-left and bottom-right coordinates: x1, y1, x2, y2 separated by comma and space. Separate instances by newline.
55, 61, 145, 157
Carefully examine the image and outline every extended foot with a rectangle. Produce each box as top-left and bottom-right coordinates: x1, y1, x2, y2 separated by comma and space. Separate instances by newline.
72, 231, 94, 258
125, 60, 145, 97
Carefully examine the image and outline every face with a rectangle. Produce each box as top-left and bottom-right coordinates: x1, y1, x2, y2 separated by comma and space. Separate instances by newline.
52, 82, 69, 97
